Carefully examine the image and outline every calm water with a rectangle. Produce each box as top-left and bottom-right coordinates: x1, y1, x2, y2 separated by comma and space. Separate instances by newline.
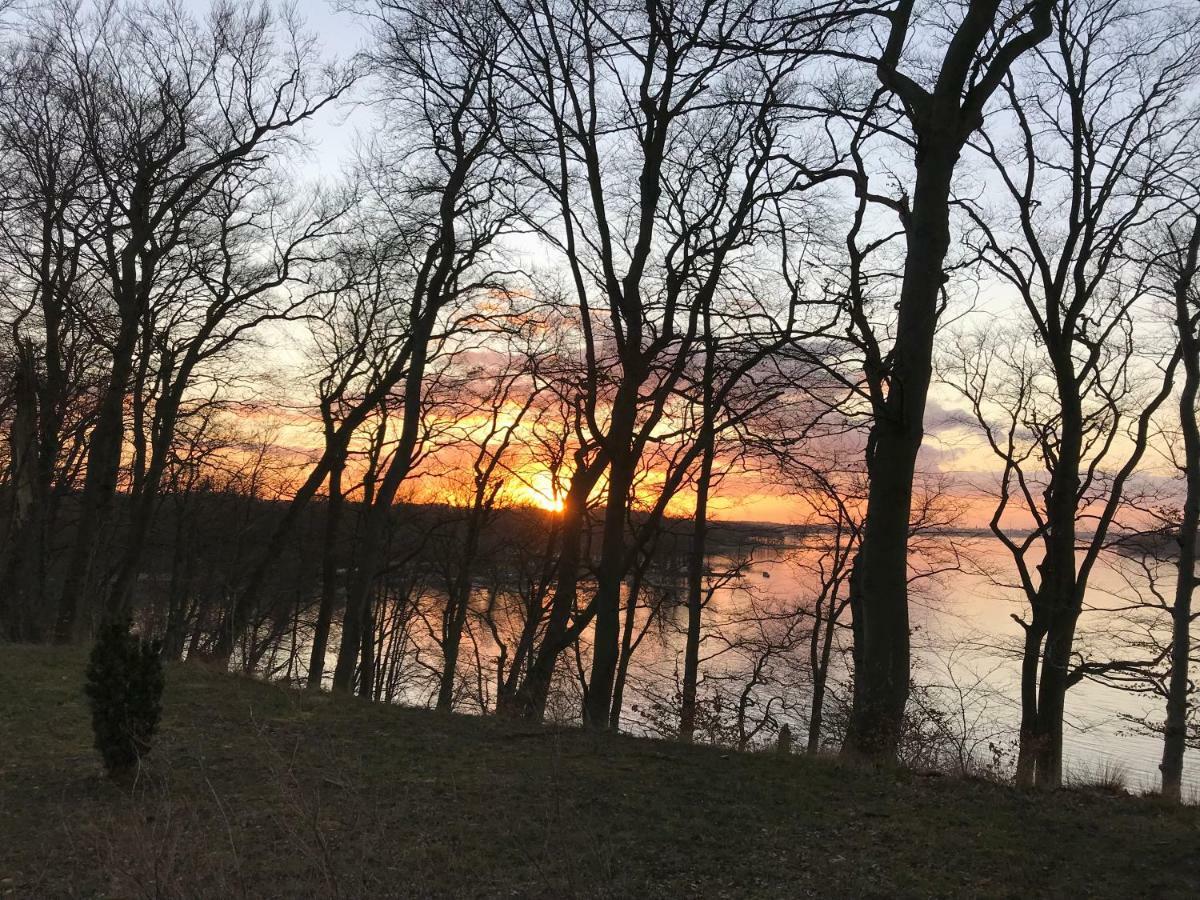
668, 538, 1193, 793
285, 532, 1193, 794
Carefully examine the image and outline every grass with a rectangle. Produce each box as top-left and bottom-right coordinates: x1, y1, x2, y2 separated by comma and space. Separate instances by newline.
1, 645, 1198, 898
1064, 758, 1132, 796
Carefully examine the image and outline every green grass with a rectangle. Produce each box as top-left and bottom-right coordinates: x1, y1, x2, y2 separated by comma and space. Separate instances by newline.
1, 645, 1197, 898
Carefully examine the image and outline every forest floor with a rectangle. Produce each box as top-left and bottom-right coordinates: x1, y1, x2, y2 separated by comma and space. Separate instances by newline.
2, 645, 1198, 899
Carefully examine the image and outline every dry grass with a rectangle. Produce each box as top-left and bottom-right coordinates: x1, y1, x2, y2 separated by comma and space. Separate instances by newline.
1064, 758, 1132, 796
2, 644, 1198, 898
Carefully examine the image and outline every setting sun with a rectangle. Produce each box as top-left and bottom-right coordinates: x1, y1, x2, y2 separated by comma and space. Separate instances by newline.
519, 470, 565, 512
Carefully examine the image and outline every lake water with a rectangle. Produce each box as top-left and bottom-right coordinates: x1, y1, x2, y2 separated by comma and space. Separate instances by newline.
628, 537, 1193, 793
280, 531, 1193, 795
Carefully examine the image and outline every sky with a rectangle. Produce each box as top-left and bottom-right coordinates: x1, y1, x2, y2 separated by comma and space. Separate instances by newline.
249, 1, 1184, 531
253, 2, 1014, 528
290, 2, 374, 177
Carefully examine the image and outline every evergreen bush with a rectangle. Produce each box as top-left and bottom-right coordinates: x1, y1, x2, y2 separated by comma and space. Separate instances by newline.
84, 619, 164, 776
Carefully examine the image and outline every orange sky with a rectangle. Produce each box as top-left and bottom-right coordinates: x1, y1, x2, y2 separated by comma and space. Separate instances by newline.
209, 387, 1009, 528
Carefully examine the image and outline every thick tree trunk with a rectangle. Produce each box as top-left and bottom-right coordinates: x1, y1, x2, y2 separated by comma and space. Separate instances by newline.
1161, 442, 1197, 800
1033, 610, 1080, 788
1019, 372, 1084, 788
55, 312, 139, 642
845, 141, 957, 759
584, 411, 637, 728
843, 0, 1053, 762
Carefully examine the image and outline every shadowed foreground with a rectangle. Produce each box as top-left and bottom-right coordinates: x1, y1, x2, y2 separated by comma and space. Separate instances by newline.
2, 646, 1197, 898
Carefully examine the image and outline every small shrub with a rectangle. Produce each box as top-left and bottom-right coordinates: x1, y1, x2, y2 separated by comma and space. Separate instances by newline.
85, 619, 164, 776
776, 723, 793, 754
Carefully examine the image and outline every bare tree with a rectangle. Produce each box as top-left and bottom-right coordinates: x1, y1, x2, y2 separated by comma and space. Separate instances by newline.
806, 0, 1055, 760
326, 0, 527, 696
48, 0, 352, 641
220, 0, 521, 672
491, 0, 836, 727
426, 329, 549, 710
1151, 203, 1200, 802
945, 0, 1199, 786
0, 16, 103, 639
103, 171, 347, 622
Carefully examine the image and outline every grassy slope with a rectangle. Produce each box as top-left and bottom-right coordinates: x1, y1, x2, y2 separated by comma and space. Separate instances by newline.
1, 646, 1197, 899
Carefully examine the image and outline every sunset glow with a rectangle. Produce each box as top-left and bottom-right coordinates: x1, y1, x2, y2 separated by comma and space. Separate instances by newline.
6, 7, 1200, 888
518, 471, 565, 513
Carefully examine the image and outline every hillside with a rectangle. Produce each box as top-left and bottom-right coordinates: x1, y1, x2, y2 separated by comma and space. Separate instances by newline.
1, 645, 1197, 898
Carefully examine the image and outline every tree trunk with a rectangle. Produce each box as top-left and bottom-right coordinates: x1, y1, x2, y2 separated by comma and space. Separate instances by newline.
504, 463, 601, 720
1020, 366, 1084, 788
1033, 610, 1080, 788
1161, 218, 1200, 802
845, 141, 957, 759
333, 446, 415, 696
55, 312, 139, 642
496, 573, 550, 712
1161, 416, 1197, 800
807, 589, 841, 754
807, 668, 827, 754
308, 462, 344, 690
105, 395, 183, 621
437, 586, 473, 712
1015, 617, 1047, 787
680, 433, 714, 743
584, 401, 637, 728
437, 509, 487, 711
333, 506, 383, 694
332, 334, 431, 696
359, 586, 378, 700
2, 343, 44, 640
609, 564, 647, 732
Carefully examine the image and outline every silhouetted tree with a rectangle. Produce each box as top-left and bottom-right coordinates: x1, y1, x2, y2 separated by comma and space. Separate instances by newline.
947, 0, 1199, 786
811, 0, 1055, 761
